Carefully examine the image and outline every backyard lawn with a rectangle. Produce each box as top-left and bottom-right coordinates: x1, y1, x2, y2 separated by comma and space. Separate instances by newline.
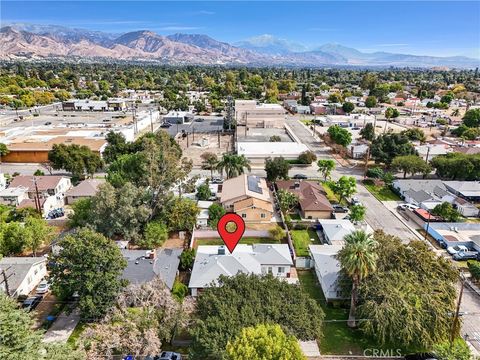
195, 237, 277, 247
297, 270, 408, 355
321, 181, 339, 203
291, 229, 320, 257
363, 182, 401, 201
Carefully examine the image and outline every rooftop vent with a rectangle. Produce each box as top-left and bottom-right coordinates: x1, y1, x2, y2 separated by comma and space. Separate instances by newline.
218, 245, 226, 255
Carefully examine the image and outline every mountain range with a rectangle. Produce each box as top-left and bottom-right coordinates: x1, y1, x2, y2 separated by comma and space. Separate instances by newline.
1, 23, 478, 68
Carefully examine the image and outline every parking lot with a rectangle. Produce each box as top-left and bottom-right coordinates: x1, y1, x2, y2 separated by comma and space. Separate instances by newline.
161, 115, 225, 137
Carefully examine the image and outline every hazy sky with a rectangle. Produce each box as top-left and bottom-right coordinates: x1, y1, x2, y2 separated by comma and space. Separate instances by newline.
2, 1, 479, 58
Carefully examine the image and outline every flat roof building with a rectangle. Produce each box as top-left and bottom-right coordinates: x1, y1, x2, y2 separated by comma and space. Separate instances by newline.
235, 100, 286, 128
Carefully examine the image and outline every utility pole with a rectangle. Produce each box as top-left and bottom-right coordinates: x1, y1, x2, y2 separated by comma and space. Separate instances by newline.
149, 109, 153, 132
244, 112, 248, 137
218, 128, 221, 148
32, 176, 41, 215
192, 126, 195, 142
450, 274, 465, 349
0, 266, 13, 297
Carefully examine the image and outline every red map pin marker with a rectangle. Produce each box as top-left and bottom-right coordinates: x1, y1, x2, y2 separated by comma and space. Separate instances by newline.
217, 213, 246, 253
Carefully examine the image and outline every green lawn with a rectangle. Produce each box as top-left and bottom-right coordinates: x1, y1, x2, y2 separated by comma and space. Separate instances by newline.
195, 237, 276, 247
67, 322, 87, 348
291, 229, 320, 257
288, 212, 302, 220
298, 270, 409, 355
363, 182, 401, 201
321, 181, 339, 203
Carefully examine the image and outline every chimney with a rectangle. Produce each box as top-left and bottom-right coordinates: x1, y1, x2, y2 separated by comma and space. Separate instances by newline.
294, 181, 300, 189
218, 245, 226, 255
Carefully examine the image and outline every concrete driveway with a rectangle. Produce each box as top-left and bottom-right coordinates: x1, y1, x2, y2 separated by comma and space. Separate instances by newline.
43, 309, 80, 343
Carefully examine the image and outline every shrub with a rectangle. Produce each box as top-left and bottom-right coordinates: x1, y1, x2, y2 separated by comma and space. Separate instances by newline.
269, 225, 285, 241
366, 167, 384, 179
172, 280, 188, 301
297, 150, 317, 165
180, 248, 195, 271
293, 223, 307, 230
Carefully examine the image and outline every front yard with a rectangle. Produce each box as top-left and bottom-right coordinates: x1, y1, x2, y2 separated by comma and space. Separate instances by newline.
194, 237, 278, 248
363, 181, 401, 201
291, 229, 320, 257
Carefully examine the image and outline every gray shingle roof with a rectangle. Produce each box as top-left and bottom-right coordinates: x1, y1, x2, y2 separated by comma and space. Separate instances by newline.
0, 257, 46, 295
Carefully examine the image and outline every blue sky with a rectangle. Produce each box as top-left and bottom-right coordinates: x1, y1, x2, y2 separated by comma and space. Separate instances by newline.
2, 1, 479, 58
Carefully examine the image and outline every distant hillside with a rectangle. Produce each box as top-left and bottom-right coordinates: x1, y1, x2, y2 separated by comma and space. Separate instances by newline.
1, 24, 478, 68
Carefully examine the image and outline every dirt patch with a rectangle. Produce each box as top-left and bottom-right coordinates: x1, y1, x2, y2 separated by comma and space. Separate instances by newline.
163, 236, 185, 248
176, 132, 234, 166
33, 293, 58, 329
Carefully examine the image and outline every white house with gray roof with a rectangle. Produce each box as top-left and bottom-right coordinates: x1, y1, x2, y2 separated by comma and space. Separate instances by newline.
318, 219, 356, 245
189, 244, 294, 296
309, 245, 346, 302
0, 257, 47, 297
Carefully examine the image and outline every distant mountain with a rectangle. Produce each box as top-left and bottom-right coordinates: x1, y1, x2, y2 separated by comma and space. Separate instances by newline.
0, 24, 478, 68
234, 34, 307, 55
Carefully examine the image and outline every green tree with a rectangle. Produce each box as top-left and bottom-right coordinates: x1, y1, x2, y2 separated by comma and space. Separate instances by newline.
297, 150, 317, 165
365, 96, 377, 109
370, 133, 416, 166
138, 221, 168, 249
317, 159, 335, 180
24, 217, 54, 256
268, 225, 285, 242
226, 324, 306, 360
277, 189, 299, 214
430, 153, 480, 180
467, 260, 480, 281
462, 108, 480, 128
337, 230, 377, 328
402, 128, 426, 142
327, 125, 352, 147
349, 204, 366, 223
0, 294, 84, 360
190, 274, 324, 359
328, 93, 342, 103
106, 152, 147, 187
431, 202, 461, 222
50, 228, 127, 320
201, 152, 218, 179
265, 157, 290, 182
384, 107, 400, 122
0, 143, 9, 160
48, 144, 103, 179
332, 176, 357, 203
179, 248, 196, 271
196, 183, 212, 201
359, 123, 375, 141
342, 102, 355, 114
391, 155, 432, 178
162, 197, 199, 231
432, 339, 471, 360
67, 198, 93, 228
0, 221, 29, 256
208, 203, 226, 228
357, 231, 457, 348
217, 153, 251, 179
103, 131, 131, 164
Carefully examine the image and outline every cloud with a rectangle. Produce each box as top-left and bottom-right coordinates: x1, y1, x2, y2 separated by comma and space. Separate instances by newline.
196, 10, 215, 15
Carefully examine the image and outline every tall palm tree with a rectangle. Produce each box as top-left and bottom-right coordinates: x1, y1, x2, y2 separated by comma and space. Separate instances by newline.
216, 153, 251, 179
337, 230, 378, 328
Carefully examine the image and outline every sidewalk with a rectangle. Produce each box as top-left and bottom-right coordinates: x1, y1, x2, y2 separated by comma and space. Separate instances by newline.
43, 309, 80, 343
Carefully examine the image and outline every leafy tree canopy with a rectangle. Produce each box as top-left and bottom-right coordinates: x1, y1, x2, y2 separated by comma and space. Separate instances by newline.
265, 157, 290, 182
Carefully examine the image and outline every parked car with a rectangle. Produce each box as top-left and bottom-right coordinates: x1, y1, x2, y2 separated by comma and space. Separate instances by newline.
44, 121, 52, 125
160, 122, 172, 128
292, 174, 308, 180
446, 245, 469, 255
211, 177, 223, 184
332, 205, 349, 213
453, 251, 479, 261
350, 197, 362, 206
36, 280, 50, 294
22, 296, 43, 312
145, 351, 182, 360
404, 353, 439, 360
47, 208, 64, 219
397, 203, 419, 211
195, 117, 204, 122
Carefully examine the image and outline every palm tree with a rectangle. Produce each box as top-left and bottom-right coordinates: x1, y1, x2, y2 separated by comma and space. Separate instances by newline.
451, 108, 460, 117
216, 153, 251, 179
337, 230, 378, 328
200, 152, 218, 179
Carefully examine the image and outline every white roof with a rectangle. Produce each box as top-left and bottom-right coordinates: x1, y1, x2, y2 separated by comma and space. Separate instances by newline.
197, 200, 214, 209
237, 142, 308, 157
319, 219, 356, 243
0, 186, 28, 197
189, 244, 292, 289
309, 245, 344, 300
198, 209, 209, 220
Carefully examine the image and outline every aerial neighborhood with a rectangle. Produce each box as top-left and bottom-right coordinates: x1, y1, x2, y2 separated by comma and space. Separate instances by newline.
1, 3, 480, 359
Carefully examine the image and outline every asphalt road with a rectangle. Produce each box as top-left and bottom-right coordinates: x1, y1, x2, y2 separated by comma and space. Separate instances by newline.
286, 117, 420, 242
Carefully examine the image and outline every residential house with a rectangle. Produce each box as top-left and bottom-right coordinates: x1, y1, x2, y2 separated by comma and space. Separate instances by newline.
196, 200, 213, 228
189, 244, 294, 296
294, 105, 311, 114
0, 186, 29, 206
443, 181, 480, 203
348, 143, 369, 159
0, 173, 6, 191
65, 179, 105, 205
121, 248, 183, 290
452, 197, 479, 217
309, 245, 346, 302
276, 180, 333, 219
317, 219, 355, 245
283, 100, 298, 112
0, 257, 47, 297
309, 102, 328, 115
415, 144, 450, 161
219, 175, 274, 222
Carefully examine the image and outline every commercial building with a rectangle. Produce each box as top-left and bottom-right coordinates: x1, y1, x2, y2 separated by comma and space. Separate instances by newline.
62, 99, 127, 111
235, 100, 286, 128
163, 111, 194, 124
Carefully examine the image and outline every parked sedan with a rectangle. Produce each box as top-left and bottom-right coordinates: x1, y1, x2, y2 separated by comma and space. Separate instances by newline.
211, 177, 223, 184
332, 205, 349, 213
36, 280, 50, 295
22, 296, 43, 312
446, 245, 469, 255
292, 174, 308, 180
453, 251, 479, 261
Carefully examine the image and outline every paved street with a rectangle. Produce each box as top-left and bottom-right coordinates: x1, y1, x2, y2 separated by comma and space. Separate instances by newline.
460, 285, 480, 354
